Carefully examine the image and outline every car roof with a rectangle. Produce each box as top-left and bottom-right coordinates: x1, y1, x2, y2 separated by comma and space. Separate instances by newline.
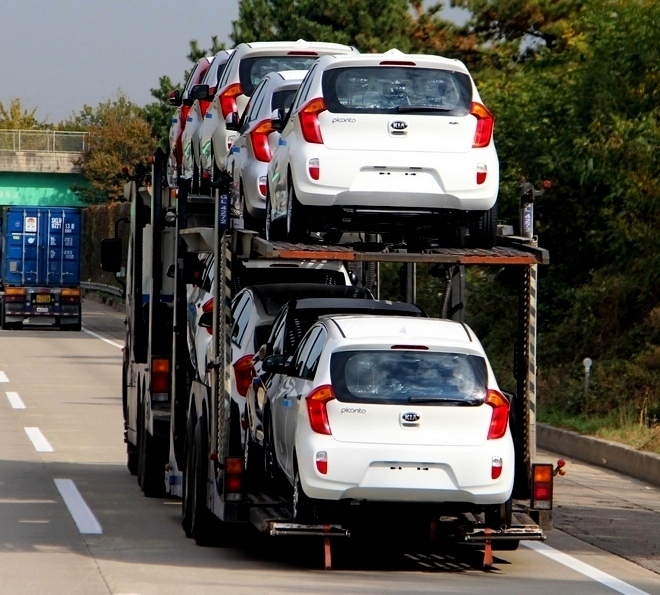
246, 283, 371, 316
322, 315, 479, 348
312, 48, 468, 74
268, 69, 308, 82
286, 298, 424, 318
235, 40, 357, 55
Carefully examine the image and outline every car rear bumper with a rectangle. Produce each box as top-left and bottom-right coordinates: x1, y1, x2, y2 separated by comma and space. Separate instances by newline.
297, 437, 514, 505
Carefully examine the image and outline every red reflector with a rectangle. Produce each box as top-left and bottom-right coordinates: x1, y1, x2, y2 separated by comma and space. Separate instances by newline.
234, 354, 255, 397
151, 358, 170, 394
491, 456, 503, 479
316, 460, 328, 474
306, 385, 335, 435
225, 475, 243, 493
202, 298, 214, 313
534, 484, 552, 500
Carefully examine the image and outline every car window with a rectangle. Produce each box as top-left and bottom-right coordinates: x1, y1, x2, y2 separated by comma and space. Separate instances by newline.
268, 308, 288, 356
293, 326, 326, 379
218, 51, 238, 89
322, 66, 472, 116
331, 351, 488, 404
240, 79, 267, 133
290, 66, 316, 114
231, 292, 253, 347
239, 56, 319, 97
271, 88, 298, 113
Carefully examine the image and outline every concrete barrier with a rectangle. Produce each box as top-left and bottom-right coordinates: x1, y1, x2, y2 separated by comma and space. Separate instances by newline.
538, 423, 660, 487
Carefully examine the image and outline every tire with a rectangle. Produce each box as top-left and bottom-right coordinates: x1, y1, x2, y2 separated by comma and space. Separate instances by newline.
469, 202, 498, 248
292, 466, 315, 524
286, 184, 307, 243
181, 418, 195, 537
190, 417, 215, 546
137, 397, 166, 498
240, 185, 261, 234
265, 188, 284, 241
126, 444, 139, 476
243, 426, 262, 491
263, 411, 280, 485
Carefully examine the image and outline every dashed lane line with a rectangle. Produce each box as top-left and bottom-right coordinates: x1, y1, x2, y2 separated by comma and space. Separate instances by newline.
523, 541, 649, 595
6, 391, 25, 409
82, 327, 123, 350
54, 479, 103, 535
24, 427, 54, 453
0, 371, 8, 382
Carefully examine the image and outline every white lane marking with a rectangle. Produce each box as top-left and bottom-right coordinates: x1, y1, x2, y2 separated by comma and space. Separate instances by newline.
0, 371, 8, 382
54, 479, 103, 534
523, 541, 649, 594
6, 391, 26, 409
82, 327, 123, 350
24, 427, 54, 453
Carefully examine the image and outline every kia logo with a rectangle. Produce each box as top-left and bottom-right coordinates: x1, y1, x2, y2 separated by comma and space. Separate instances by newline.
390, 120, 408, 130
401, 412, 420, 423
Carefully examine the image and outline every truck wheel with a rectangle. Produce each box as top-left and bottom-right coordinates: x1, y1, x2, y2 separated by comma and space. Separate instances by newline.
265, 189, 284, 241
190, 417, 215, 546
126, 444, 139, 476
243, 426, 262, 490
182, 418, 195, 538
137, 398, 166, 498
469, 203, 498, 248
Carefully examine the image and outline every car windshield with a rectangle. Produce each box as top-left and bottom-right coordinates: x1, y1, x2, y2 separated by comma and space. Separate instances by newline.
322, 66, 472, 115
271, 89, 297, 113
331, 350, 487, 405
240, 56, 319, 96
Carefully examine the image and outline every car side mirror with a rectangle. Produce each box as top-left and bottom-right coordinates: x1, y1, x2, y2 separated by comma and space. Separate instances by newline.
262, 354, 288, 374
100, 238, 122, 273
199, 311, 213, 329
270, 108, 284, 132
225, 112, 240, 131
190, 84, 210, 101
168, 89, 181, 107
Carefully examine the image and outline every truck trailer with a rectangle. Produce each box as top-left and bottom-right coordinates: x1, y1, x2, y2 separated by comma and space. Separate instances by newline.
102, 149, 560, 568
1, 206, 82, 331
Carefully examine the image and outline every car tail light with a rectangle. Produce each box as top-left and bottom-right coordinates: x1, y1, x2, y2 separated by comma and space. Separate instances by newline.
258, 176, 267, 197
316, 451, 328, 475
250, 119, 275, 162
485, 389, 510, 440
531, 463, 554, 509
308, 158, 320, 180
288, 51, 319, 56
380, 60, 417, 66
299, 98, 326, 144
306, 385, 335, 435
477, 163, 487, 185
151, 357, 170, 396
202, 298, 214, 335
224, 456, 244, 494
491, 456, 503, 479
220, 83, 243, 119
470, 102, 494, 148
5, 287, 26, 302
234, 354, 255, 397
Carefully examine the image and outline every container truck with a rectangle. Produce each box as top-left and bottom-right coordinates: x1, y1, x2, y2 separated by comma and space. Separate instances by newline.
1, 206, 82, 330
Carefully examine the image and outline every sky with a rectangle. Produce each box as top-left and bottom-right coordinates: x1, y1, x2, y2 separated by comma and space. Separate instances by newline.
0, 0, 467, 125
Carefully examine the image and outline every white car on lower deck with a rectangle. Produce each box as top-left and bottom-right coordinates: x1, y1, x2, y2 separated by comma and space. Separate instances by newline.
261, 315, 514, 523
266, 49, 499, 247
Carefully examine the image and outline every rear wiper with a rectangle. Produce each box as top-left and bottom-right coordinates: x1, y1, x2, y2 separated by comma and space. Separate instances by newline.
396, 105, 453, 113
407, 396, 482, 405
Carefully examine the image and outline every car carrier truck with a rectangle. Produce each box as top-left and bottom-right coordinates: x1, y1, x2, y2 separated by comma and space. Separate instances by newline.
101, 149, 562, 568
1, 206, 82, 331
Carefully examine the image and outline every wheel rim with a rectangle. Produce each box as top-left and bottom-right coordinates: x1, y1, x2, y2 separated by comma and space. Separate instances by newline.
292, 472, 301, 519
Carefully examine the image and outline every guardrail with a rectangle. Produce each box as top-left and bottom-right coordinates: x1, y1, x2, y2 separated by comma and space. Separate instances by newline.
0, 130, 89, 153
81, 282, 123, 298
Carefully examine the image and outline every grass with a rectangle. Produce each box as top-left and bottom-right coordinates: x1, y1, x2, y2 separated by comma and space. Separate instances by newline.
539, 409, 660, 455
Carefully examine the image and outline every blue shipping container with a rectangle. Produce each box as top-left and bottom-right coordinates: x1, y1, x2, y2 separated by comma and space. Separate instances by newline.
2, 207, 81, 287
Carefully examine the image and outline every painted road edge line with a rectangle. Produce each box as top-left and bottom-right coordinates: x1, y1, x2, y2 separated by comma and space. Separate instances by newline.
24, 427, 54, 453
54, 479, 103, 535
6, 391, 26, 409
523, 541, 649, 595
0, 371, 8, 382
82, 327, 123, 350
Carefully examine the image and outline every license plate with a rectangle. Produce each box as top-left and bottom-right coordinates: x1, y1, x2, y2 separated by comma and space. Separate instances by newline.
35, 295, 51, 304
36, 307, 50, 313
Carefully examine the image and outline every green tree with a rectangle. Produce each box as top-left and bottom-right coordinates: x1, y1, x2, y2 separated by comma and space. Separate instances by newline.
67, 93, 157, 204
0, 98, 43, 129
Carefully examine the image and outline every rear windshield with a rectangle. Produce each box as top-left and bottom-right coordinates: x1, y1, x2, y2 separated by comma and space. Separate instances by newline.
322, 66, 472, 116
239, 56, 319, 96
331, 350, 487, 405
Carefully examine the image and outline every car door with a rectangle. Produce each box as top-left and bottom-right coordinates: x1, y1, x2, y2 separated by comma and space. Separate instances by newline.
280, 326, 327, 481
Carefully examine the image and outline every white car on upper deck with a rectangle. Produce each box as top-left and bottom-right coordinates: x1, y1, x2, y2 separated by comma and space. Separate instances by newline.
266, 49, 499, 248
